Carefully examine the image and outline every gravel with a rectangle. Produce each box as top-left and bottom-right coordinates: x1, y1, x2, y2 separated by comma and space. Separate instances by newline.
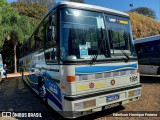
0, 76, 159, 120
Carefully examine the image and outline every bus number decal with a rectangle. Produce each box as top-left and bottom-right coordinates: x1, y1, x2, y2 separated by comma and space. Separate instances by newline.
49, 83, 58, 94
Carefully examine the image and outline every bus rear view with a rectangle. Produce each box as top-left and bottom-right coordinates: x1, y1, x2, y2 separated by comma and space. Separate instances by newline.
59, 2, 141, 118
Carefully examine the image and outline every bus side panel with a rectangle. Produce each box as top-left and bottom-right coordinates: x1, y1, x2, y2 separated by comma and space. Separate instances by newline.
23, 74, 39, 94
45, 79, 63, 111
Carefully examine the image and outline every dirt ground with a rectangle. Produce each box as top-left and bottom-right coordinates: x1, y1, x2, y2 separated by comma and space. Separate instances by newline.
0, 76, 159, 120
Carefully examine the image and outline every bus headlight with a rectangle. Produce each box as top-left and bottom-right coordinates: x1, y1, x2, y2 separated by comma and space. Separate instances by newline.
74, 99, 96, 111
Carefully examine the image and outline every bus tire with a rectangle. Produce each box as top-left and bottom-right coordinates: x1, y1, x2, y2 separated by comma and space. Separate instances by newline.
38, 76, 47, 103
157, 67, 160, 75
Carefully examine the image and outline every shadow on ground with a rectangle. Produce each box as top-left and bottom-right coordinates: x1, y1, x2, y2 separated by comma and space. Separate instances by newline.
0, 77, 126, 120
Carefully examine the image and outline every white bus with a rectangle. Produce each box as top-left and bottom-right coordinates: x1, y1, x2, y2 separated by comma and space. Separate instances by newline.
0, 54, 4, 82
134, 35, 160, 75
19, 1, 141, 118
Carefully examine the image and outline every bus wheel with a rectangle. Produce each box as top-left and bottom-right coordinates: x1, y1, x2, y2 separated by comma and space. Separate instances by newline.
157, 67, 160, 75
38, 76, 47, 103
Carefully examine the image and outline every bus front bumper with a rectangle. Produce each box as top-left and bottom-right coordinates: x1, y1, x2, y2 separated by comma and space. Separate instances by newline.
62, 84, 141, 118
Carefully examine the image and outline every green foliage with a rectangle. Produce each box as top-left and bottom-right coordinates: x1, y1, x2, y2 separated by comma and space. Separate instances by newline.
17, 0, 56, 8
0, 0, 8, 7
128, 12, 160, 39
65, 0, 84, 3
0, 4, 34, 73
11, 2, 48, 25
0, 10, 33, 45
129, 7, 156, 20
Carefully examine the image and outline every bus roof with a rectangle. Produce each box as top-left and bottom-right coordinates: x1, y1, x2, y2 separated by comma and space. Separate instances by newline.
45, 1, 129, 17
134, 35, 160, 44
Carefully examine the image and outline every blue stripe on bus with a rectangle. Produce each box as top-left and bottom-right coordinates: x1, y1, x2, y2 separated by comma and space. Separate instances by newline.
46, 89, 62, 110
25, 74, 63, 110
45, 80, 62, 110
26, 75, 38, 90
75, 63, 137, 75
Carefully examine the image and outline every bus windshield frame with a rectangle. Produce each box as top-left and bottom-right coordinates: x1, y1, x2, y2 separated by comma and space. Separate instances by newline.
60, 8, 135, 62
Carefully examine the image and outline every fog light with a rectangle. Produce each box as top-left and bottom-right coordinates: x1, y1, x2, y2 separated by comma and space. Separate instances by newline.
74, 99, 96, 111
128, 89, 140, 98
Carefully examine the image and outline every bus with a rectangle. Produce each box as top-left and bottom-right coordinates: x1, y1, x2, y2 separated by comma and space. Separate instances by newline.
134, 35, 160, 75
0, 54, 4, 82
19, 1, 141, 118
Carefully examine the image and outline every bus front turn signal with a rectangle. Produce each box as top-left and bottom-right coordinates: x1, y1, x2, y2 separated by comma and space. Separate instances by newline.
137, 69, 140, 73
66, 76, 76, 82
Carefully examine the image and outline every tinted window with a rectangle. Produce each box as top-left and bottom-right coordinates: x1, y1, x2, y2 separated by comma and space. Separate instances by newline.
44, 12, 57, 62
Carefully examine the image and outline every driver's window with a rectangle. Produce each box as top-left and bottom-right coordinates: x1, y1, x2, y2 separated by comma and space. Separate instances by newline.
44, 12, 57, 63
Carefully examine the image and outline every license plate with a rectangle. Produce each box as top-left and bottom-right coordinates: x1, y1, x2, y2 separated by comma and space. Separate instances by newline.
107, 94, 119, 102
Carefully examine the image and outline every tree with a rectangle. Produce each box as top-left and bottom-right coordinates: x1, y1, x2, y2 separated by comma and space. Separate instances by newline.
0, 9, 33, 73
11, 2, 48, 25
65, 0, 84, 3
127, 12, 160, 39
0, 0, 8, 7
129, 7, 156, 19
17, 0, 56, 8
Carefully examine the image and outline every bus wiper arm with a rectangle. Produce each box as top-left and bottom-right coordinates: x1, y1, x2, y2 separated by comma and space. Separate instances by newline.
89, 28, 107, 65
111, 40, 130, 62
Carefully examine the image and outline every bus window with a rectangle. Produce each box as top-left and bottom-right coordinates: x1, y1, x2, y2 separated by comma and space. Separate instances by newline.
105, 15, 133, 56
144, 42, 150, 53
29, 35, 35, 52
44, 12, 57, 63
60, 8, 109, 60
157, 40, 160, 51
150, 41, 156, 52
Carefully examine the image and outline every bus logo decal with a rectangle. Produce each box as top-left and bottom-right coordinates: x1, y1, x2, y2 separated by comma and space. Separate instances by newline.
89, 82, 95, 89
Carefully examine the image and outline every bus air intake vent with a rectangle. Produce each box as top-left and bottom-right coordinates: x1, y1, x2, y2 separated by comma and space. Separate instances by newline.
120, 71, 126, 76
82, 75, 88, 80
78, 76, 88, 81
113, 72, 119, 76
104, 72, 112, 78
95, 73, 103, 79
89, 74, 95, 79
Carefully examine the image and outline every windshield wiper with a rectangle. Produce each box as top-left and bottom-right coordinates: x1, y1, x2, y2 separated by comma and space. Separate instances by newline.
111, 39, 130, 62
109, 30, 130, 62
89, 28, 107, 65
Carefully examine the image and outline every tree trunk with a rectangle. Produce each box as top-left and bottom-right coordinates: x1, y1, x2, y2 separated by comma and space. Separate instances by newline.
14, 43, 17, 74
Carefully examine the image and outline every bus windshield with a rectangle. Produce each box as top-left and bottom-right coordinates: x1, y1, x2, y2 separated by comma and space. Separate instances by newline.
60, 8, 134, 61
60, 8, 108, 61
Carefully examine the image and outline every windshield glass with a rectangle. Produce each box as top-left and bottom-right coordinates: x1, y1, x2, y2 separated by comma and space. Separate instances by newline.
105, 15, 134, 56
60, 8, 109, 61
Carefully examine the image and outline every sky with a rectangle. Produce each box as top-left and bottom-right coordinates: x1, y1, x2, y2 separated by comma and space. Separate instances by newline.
7, 0, 160, 21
